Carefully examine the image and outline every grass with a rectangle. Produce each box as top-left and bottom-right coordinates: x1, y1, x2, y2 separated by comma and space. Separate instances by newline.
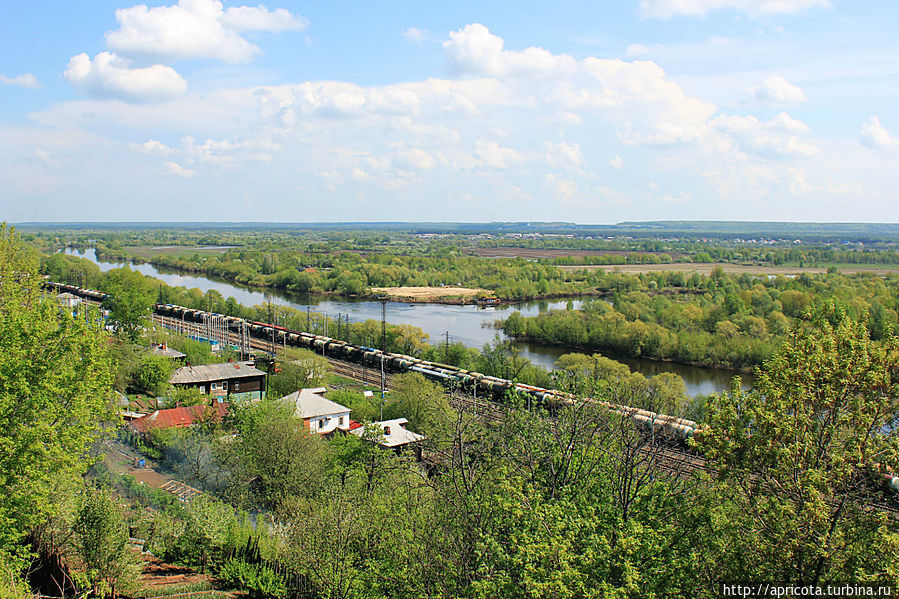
138, 580, 233, 598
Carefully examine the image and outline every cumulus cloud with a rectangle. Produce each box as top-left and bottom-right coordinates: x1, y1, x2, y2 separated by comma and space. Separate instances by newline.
640, 0, 830, 18
130, 139, 177, 154
106, 0, 306, 63
25, 20, 860, 220
163, 160, 195, 177
712, 112, 817, 158
444, 23, 576, 77
0, 73, 40, 88
64, 52, 187, 102
544, 141, 585, 169
859, 117, 898, 149
747, 75, 807, 105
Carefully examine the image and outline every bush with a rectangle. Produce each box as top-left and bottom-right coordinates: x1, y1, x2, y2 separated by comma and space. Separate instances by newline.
218, 559, 287, 598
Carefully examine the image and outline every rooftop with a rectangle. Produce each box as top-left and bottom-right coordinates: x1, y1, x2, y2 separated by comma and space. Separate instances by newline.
281, 387, 351, 419
170, 361, 266, 385
130, 403, 229, 433
351, 418, 425, 448
150, 343, 187, 359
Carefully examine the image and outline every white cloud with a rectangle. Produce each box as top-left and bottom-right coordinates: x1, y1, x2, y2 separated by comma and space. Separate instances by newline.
402, 27, 428, 43
475, 140, 523, 169
0, 73, 40, 88
544, 141, 584, 169
106, 0, 306, 63
859, 117, 898, 149
444, 23, 576, 77
747, 75, 807, 105
396, 148, 436, 170
15, 21, 882, 222
712, 112, 817, 158
64, 52, 187, 102
163, 161, 195, 177
220, 5, 307, 32
130, 139, 177, 155
640, 0, 830, 19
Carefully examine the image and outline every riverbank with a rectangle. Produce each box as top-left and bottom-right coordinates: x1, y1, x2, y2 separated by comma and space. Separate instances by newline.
60, 246, 752, 395
505, 333, 757, 376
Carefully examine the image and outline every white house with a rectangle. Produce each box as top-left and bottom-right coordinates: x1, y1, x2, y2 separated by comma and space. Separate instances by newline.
350, 418, 425, 449
281, 387, 352, 434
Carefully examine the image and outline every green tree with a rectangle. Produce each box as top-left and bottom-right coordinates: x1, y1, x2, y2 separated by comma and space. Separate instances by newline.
700, 308, 899, 584
382, 372, 454, 437
223, 400, 331, 509
268, 347, 331, 398
102, 267, 154, 341
73, 487, 138, 597
133, 352, 175, 396
0, 225, 116, 571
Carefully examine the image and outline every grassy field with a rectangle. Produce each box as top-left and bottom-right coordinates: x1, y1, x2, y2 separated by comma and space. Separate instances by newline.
557, 262, 899, 275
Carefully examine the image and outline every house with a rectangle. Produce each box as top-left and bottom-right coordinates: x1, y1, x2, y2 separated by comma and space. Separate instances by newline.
150, 343, 187, 362
350, 418, 425, 457
129, 403, 229, 435
57, 292, 82, 308
281, 387, 351, 434
170, 361, 267, 402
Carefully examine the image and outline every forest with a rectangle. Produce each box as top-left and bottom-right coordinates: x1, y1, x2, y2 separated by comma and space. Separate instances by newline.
23, 225, 899, 306
502, 269, 899, 369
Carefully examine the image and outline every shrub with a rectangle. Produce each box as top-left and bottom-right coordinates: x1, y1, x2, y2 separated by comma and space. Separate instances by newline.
217, 559, 287, 599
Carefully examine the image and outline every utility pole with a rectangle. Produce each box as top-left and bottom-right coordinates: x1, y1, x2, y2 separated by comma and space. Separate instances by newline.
269, 306, 275, 356
380, 298, 387, 352
445, 331, 450, 364
306, 306, 311, 332
379, 354, 386, 419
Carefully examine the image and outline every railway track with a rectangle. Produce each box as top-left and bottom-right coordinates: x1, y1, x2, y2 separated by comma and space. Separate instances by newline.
144, 310, 899, 514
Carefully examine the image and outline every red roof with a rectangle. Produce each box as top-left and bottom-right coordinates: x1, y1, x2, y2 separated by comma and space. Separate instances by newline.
130, 403, 229, 434
348, 419, 363, 431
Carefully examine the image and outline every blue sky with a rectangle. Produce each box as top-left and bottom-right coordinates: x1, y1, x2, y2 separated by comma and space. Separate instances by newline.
1, 0, 897, 223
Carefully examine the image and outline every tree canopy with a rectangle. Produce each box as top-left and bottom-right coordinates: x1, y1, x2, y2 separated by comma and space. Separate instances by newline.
0, 224, 116, 573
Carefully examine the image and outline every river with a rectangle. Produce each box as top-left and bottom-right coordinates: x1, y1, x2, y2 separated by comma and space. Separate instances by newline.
65, 247, 750, 395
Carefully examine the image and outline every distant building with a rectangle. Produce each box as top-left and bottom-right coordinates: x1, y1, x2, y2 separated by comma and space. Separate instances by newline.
150, 343, 187, 362
129, 403, 229, 435
57, 292, 82, 308
170, 361, 267, 402
351, 418, 425, 457
281, 387, 351, 434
